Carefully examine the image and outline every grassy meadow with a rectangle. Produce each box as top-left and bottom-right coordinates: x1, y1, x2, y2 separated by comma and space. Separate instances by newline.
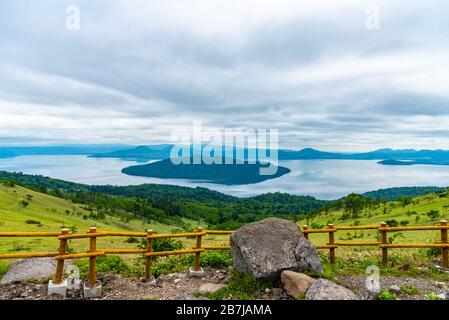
0, 184, 229, 273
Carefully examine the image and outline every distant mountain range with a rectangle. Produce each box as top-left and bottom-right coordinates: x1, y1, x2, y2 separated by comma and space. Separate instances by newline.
90, 145, 449, 165
3, 144, 449, 167
0, 145, 130, 159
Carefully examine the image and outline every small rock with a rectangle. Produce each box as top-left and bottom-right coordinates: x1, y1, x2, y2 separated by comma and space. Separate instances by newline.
281, 271, 316, 299
265, 288, 272, 294
174, 295, 210, 300
389, 285, 401, 294
174, 279, 182, 284
435, 281, 446, 288
198, 283, 226, 293
416, 267, 429, 273
20, 292, 29, 298
305, 279, 358, 300
437, 293, 446, 300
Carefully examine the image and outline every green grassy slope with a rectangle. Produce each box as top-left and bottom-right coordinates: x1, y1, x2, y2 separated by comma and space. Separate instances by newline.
0, 184, 214, 257
298, 190, 449, 246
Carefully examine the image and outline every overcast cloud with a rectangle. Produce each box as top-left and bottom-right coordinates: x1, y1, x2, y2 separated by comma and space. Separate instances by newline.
1, 0, 449, 151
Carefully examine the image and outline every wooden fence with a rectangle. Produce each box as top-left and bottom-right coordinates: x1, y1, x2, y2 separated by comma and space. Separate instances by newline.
302, 220, 449, 268
0, 227, 233, 287
0, 220, 448, 287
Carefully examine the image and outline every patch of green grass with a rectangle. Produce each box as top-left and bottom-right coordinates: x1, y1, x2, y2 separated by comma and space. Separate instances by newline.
200, 251, 232, 269
196, 270, 271, 300
425, 293, 442, 300
400, 285, 421, 295
74, 255, 140, 277
0, 260, 9, 277
151, 255, 194, 278
378, 289, 396, 300
0, 185, 218, 265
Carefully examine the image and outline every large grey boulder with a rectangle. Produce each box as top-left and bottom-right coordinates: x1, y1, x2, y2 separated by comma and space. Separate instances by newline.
1, 258, 70, 284
305, 279, 358, 300
230, 218, 322, 281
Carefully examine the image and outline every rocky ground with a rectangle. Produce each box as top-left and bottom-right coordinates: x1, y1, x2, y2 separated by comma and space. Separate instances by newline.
1, 267, 448, 300
338, 275, 449, 300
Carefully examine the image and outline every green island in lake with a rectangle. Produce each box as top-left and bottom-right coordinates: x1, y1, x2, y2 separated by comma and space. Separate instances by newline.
121, 158, 291, 185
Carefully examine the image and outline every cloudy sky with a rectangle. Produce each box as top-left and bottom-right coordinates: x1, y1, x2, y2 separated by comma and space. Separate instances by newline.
0, 0, 448, 151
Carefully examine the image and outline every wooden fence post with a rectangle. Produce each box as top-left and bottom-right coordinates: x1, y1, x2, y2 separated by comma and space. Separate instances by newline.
303, 225, 309, 240
54, 228, 69, 284
194, 227, 203, 271
327, 224, 336, 265
88, 227, 97, 286
441, 220, 448, 268
380, 222, 388, 267
145, 229, 154, 280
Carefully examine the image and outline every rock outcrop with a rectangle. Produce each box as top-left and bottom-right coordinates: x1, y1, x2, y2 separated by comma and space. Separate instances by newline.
305, 279, 358, 300
230, 218, 322, 281
281, 270, 316, 299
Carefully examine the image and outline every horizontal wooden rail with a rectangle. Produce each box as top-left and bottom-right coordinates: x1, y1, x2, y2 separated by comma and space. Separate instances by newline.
103, 249, 146, 254
147, 232, 206, 239
335, 241, 381, 246
55, 251, 106, 260
316, 245, 338, 249
0, 252, 58, 259
0, 232, 61, 237
379, 226, 449, 232
202, 245, 230, 250
379, 243, 449, 249
205, 230, 234, 235
103, 231, 147, 237
335, 225, 379, 231
144, 248, 205, 257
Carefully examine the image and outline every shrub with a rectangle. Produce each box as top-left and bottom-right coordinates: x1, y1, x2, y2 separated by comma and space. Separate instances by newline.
125, 237, 139, 244
19, 200, 29, 208
139, 237, 184, 253
426, 210, 440, 220
200, 251, 232, 269
198, 270, 271, 300
311, 223, 324, 229
151, 255, 194, 278
0, 261, 9, 278
399, 220, 409, 226
74, 255, 136, 277
400, 285, 420, 295
425, 293, 442, 300
385, 219, 398, 227
25, 219, 41, 225
378, 289, 396, 300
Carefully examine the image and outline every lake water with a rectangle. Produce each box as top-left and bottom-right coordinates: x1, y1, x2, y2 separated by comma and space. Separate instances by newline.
0, 155, 449, 200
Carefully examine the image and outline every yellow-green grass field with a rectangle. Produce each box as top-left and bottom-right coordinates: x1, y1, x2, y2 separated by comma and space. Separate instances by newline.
0, 184, 230, 271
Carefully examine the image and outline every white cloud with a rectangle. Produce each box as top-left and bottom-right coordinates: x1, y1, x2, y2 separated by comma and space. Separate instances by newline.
0, 0, 448, 150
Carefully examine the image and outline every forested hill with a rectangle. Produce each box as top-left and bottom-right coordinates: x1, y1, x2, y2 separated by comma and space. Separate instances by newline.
0, 171, 445, 230
362, 186, 445, 201
0, 171, 325, 229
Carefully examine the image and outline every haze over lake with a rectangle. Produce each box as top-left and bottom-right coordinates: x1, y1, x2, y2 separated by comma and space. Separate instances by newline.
0, 155, 448, 200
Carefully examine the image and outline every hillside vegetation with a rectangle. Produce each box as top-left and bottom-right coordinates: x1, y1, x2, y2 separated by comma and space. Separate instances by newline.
299, 189, 449, 246
0, 184, 205, 255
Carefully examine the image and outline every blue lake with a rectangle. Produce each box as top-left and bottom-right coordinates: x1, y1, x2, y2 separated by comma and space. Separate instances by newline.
0, 155, 449, 200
